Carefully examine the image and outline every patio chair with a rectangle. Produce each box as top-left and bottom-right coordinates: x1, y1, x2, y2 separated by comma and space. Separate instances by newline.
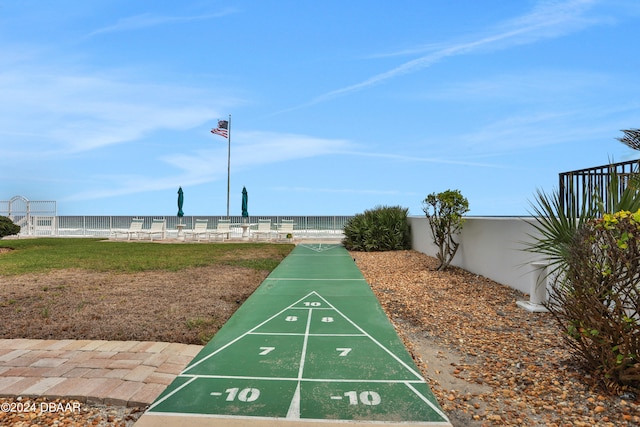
184, 219, 210, 242
252, 219, 274, 241
139, 219, 166, 241
209, 219, 231, 241
276, 220, 295, 241
111, 218, 144, 240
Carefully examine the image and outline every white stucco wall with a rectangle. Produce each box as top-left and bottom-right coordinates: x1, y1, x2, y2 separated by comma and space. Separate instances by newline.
408, 216, 546, 295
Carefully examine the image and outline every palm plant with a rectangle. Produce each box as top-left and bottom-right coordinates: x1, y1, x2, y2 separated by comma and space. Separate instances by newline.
526, 162, 640, 275
525, 187, 593, 276
596, 168, 640, 215
526, 131, 640, 392
616, 128, 640, 151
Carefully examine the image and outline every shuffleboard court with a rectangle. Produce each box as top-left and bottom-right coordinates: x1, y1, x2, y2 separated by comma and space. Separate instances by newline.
135, 244, 452, 427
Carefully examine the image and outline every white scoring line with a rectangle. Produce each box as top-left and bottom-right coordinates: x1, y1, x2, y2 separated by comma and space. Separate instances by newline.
143, 412, 449, 426
147, 376, 198, 411
290, 254, 345, 256
249, 332, 365, 337
263, 278, 365, 281
289, 253, 346, 256
178, 373, 425, 384
297, 309, 313, 380
287, 307, 313, 419
142, 412, 449, 426
181, 292, 319, 374
310, 292, 425, 381
405, 382, 450, 421
182, 290, 424, 381
286, 383, 301, 418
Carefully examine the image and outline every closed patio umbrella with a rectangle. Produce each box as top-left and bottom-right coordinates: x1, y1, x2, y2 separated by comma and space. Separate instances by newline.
241, 186, 248, 218
177, 187, 184, 218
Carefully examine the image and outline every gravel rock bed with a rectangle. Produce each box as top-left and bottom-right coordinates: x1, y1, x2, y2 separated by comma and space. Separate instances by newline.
352, 250, 639, 426
0, 396, 144, 426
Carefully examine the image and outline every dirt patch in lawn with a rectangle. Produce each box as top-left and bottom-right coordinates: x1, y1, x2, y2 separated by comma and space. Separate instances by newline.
0, 265, 266, 345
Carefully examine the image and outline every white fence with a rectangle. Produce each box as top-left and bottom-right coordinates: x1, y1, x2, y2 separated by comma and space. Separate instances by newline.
15, 215, 351, 240
409, 216, 544, 297
0, 196, 57, 236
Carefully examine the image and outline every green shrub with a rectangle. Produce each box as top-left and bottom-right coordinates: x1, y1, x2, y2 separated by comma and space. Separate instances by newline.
527, 177, 640, 393
526, 136, 640, 392
342, 205, 410, 251
0, 216, 20, 238
548, 210, 640, 391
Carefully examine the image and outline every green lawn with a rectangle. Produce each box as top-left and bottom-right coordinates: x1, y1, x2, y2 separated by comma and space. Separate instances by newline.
0, 238, 294, 275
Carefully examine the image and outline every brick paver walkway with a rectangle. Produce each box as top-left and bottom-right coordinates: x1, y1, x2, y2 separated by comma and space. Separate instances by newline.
0, 339, 203, 407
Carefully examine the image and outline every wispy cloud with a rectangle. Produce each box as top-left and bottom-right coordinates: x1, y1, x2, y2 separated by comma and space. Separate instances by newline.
163, 131, 352, 175
63, 172, 201, 201
304, 0, 602, 106
105, 139, 510, 203
421, 70, 611, 103
270, 186, 415, 196
0, 69, 225, 154
336, 150, 510, 169
405, 67, 640, 156
87, 8, 237, 37
65, 131, 354, 201
457, 104, 638, 155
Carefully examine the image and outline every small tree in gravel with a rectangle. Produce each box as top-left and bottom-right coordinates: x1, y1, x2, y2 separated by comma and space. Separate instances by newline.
422, 189, 469, 271
0, 216, 20, 238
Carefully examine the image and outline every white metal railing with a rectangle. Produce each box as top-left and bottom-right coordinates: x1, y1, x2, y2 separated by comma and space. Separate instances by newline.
4, 213, 561, 300
23, 215, 352, 239
1, 196, 57, 237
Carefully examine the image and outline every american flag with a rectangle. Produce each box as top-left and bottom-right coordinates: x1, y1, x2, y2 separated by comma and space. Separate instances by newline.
211, 120, 229, 139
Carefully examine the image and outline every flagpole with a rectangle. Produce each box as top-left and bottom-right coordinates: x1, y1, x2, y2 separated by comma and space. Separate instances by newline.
226, 114, 231, 218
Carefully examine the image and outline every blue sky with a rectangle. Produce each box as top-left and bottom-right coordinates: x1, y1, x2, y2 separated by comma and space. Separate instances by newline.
2, 0, 640, 217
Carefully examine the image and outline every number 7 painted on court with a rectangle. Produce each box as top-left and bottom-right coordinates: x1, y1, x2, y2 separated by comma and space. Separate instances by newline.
336, 348, 351, 356
259, 347, 275, 355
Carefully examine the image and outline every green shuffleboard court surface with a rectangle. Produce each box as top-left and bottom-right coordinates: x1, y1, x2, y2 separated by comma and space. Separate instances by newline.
136, 243, 452, 426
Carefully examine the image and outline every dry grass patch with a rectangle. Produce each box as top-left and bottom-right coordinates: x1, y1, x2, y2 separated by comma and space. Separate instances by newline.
0, 265, 266, 345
